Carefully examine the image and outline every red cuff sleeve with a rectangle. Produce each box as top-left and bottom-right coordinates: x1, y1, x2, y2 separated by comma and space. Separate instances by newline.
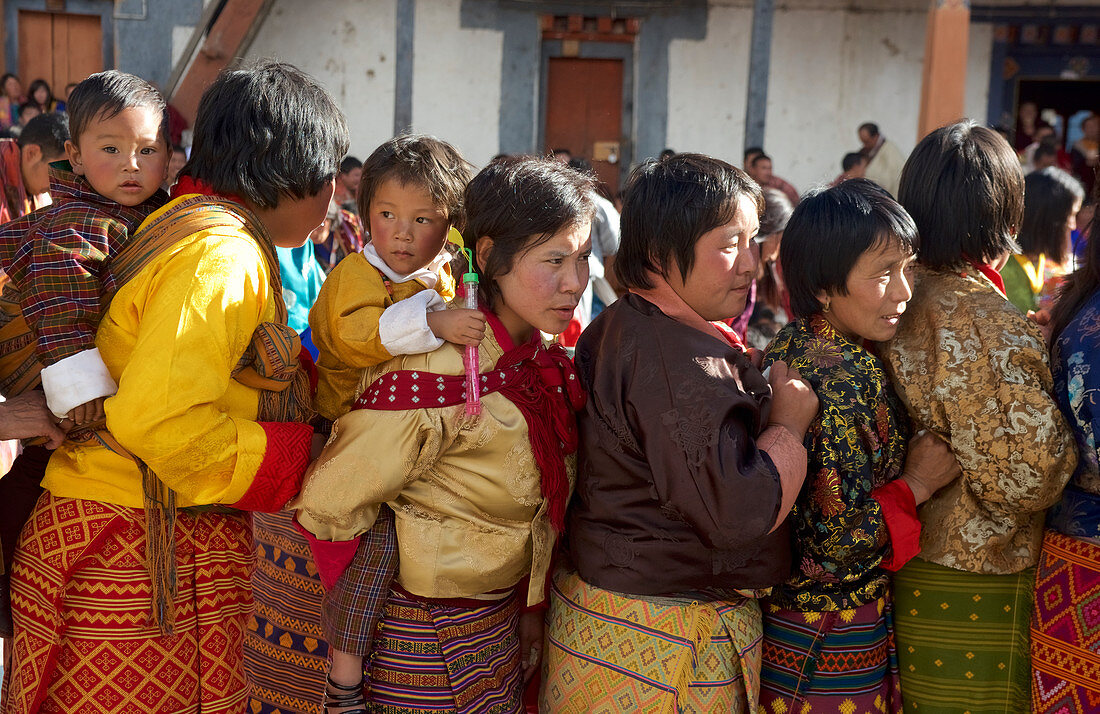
230, 421, 313, 512
294, 518, 360, 590
299, 346, 318, 395
872, 479, 922, 572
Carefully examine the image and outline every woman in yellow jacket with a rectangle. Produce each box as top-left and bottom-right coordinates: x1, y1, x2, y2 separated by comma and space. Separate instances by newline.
3, 61, 349, 714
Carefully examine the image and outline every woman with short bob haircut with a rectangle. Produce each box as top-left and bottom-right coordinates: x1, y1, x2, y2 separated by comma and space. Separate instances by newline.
5, 60, 348, 712
541, 154, 818, 713
759, 179, 960, 713
882, 120, 1077, 712
1002, 166, 1085, 314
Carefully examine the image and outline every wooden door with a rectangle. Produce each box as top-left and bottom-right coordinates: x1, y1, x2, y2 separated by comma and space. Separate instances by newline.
545, 57, 623, 190
18, 10, 103, 95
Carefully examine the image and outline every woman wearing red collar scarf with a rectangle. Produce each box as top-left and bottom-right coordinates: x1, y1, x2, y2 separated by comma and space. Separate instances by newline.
3, 61, 346, 713
295, 156, 595, 714
881, 120, 1077, 713
540, 154, 818, 713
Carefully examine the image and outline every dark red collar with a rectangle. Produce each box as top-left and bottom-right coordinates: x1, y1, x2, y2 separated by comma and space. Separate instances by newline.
171, 175, 244, 205
963, 255, 1007, 298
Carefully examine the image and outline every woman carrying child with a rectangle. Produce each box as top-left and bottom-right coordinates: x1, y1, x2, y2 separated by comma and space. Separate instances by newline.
257, 134, 480, 712
758, 179, 960, 712
3, 61, 346, 713
295, 155, 594, 713
541, 154, 817, 713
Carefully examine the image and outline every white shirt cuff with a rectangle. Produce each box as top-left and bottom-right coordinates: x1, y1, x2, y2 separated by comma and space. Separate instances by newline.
40, 347, 118, 418
378, 291, 447, 356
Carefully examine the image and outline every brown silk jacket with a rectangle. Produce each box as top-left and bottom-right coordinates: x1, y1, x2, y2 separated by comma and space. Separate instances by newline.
883, 265, 1077, 574
568, 294, 792, 597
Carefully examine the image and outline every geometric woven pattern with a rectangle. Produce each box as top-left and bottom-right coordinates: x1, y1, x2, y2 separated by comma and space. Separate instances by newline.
760, 598, 902, 713
245, 511, 328, 714
2, 493, 253, 713
540, 570, 761, 713
1030, 530, 1100, 714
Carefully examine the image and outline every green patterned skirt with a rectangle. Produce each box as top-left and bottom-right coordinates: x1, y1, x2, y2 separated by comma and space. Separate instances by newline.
893, 558, 1034, 713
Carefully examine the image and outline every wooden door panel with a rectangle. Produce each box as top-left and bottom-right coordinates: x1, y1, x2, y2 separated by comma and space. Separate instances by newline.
59, 14, 103, 88
18, 11, 54, 92
545, 57, 623, 189
19, 10, 102, 93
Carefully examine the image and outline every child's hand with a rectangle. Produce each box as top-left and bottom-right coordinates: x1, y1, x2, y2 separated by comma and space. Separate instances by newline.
426, 309, 486, 347
67, 397, 107, 428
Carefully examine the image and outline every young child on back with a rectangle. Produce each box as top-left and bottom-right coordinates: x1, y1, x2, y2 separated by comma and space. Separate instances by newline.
2, 70, 171, 425
0, 71, 169, 633
303, 134, 480, 710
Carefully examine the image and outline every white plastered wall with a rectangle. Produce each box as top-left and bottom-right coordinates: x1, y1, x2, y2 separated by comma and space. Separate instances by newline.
412, 0, 503, 168
666, 4, 995, 195
245, 0, 398, 163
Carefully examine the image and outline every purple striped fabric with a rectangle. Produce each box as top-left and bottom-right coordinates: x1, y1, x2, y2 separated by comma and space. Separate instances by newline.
368, 588, 523, 714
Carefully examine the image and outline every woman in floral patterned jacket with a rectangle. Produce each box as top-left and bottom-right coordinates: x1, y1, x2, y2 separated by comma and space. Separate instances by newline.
883, 120, 1077, 713
759, 179, 961, 713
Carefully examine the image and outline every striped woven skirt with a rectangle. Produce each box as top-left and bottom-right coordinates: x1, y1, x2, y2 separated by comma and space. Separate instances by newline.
366, 587, 522, 714
893, 557, 1034, 713
540, 569, 762, 714
245, 510, 330, 714
759, 598, 902, 713
2, 493, 253, 714
1030, 530, 1100, 713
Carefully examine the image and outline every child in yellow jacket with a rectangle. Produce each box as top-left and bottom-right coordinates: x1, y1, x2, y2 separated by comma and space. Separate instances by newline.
304, 135, 479, 710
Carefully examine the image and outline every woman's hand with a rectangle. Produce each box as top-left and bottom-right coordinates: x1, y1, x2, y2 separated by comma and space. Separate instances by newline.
766, 360, 818, 437
518, 610, 545, 684
901, 430, 961, 505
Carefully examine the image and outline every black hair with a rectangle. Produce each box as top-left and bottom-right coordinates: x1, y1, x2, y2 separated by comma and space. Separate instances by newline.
552, 147, 571, 157
66, 70, 167, 147
751, 153, 772, 168
358, 134, 473, 230
842, 152, 865, 172
26, 79, 53, 111
616, 153, 763, 290
1033, 141, 1058, 163
0, 74, 19, 98
897, 120, 1023, 269
659, 148, 676, 161
464, 155, 596, 307
17, 111, 69, 159
179, 60, 350, 209
859, 122, 880, 138
340, 155, 362, 173
743, 146, 764, 162
567, 157, 593, 173
17, 103, 38, 119
760, 187, 793, 237
1019, 167, 1085, 264
781, 178, 919, 319
1050, 178, 1100, 344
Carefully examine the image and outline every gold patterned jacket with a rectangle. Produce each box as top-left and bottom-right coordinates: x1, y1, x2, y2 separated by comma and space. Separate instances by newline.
882, 264, 1076, 574
294, 325, 569, 607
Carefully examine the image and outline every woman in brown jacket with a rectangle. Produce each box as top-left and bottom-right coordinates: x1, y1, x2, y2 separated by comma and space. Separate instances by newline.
540, 154, 818, 713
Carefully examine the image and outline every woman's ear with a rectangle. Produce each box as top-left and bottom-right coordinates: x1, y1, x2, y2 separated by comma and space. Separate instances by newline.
815, 289, 831, 313
475, 236, 493, 273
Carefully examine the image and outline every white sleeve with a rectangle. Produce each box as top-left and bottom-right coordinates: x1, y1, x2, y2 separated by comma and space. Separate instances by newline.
39, 347, 118, 418
378, 290, 447, 355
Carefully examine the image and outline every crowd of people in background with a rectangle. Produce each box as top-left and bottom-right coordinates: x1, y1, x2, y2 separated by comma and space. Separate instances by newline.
0, 59, 1095, 714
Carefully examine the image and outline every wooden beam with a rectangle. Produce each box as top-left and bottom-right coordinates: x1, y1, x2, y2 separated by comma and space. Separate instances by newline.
917, 0, 971, 139
169, 0, 272, 126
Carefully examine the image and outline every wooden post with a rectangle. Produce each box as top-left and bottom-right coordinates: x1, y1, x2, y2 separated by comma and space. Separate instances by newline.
169, 0, 272, 126
917, 0, 970, 140
744, 0, 775, 151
